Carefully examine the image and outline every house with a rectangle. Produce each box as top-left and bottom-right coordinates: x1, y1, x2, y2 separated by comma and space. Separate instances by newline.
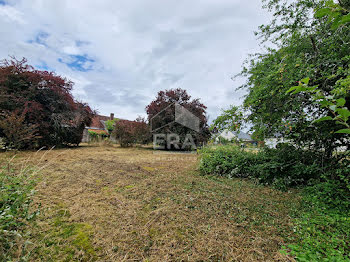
264, 133, 289, 148
215, 129, 254, 143
81, 113, 114, 142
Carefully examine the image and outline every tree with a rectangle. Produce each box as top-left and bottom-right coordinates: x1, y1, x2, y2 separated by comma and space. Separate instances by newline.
0, 110, 39, 149
105, 118, 119, 135
0, 57, 94, 149
146, 88, 210, 149
134, 116, 151, 144
287, 2, 350, 135
113, 117, 151, 147
211, 105, 244, 133
239, 0, 350, 157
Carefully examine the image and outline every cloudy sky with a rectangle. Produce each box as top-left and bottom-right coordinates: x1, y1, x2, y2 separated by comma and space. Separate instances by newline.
0, 0, 270, 121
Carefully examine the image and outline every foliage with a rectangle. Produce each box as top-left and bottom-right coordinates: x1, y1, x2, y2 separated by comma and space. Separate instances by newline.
0, 164, 38, 261
199, 146, 260, 179
113, 118, 151, 147
215, 136, 233, 145
105, 118, 119, 135
134, 116, 152, 144
0, 57, 94, 149
88, 130, 108, 142
146, 88, 210, 149
211, 105, 244, 133
288, 77, 350, 134
239, 0, 350, 156
0, 110, 39, 150
283, 181, 350, 261
199, 144, 346, 190
0, 138, 6, 150
236, 2, 350, 258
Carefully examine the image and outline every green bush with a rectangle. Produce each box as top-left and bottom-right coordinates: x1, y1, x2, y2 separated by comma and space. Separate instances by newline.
199, 144, 325, 189
199, 145, 259, 178
0, 165, 38, 260
252, 144, 325, 189
199, 144, 350, 190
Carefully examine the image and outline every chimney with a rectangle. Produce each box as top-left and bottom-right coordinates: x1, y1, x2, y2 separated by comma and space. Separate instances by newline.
110, 113, 114, 120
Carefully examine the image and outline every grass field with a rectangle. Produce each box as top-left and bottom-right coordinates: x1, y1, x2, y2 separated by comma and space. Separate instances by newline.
0, 145, 300, 261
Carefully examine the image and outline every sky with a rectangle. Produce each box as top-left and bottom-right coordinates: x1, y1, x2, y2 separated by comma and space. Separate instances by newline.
0, 0, 270, 121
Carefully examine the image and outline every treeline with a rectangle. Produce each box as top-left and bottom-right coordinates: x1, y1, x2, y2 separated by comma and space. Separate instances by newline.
0, 58, 94, 150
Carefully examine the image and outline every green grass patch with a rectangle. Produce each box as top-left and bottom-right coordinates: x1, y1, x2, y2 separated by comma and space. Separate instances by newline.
0, 164, 38, 261
30, 205, 97, 261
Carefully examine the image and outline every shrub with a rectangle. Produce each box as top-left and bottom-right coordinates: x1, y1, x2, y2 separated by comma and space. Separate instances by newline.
199, 144, 331, 189
113, 120, 137, 147
199, 146, 259, 178
113, 118, 151, 147
252, 144, 325, 189
88, 130, 108, 143
105, 119, 119, 135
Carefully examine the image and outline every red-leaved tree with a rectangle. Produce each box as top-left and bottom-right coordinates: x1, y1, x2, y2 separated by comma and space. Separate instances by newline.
0, 57, 94, 149
146, 88, 210, 149
113, 117, 151, 147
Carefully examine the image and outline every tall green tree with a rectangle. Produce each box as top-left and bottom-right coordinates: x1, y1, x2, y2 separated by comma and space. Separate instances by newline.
239, 0, 350, 157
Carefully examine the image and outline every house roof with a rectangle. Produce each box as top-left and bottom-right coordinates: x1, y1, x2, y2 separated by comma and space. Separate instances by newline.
233, 131, 252, 140
88, 115, 110, 129
218, 129, 253, 141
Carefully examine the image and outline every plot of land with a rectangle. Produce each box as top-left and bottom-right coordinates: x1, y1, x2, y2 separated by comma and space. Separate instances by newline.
1, 145, 299, 261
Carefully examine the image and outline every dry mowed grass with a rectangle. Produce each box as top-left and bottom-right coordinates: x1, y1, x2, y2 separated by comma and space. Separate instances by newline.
0, 145, 299, 261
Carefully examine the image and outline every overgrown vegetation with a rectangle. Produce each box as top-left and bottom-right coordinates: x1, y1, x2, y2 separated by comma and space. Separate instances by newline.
113, 117, 151, 147
88, 130, 108, 142
237, 0, 350, 156
283, 182, 350, 261
200, 145, 336, 189
206, 1, 350, 259
0, 58, 94, 150
0, 163, 38, 261
0, 146, 301, 261
199, 144, 350, 259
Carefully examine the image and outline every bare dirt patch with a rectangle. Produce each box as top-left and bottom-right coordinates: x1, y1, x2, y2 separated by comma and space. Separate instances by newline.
0, 145, 298, 261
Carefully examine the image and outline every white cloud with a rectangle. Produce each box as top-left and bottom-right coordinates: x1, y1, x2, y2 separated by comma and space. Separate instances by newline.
0, 0, 270, 121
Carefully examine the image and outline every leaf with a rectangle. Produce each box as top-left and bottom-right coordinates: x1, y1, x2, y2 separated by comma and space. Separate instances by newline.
301, 77, 310, 85
320, 100, 332, 107
340, 13, 350, 25
335, 129, 350, 134
331, 15, 343, 30
329, 105, 337, 111
336, 98, 346, 107
315, 8, 331, 18
286, 86, 298, 94
336, 108, 350, 120
313, 116, 333, 123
